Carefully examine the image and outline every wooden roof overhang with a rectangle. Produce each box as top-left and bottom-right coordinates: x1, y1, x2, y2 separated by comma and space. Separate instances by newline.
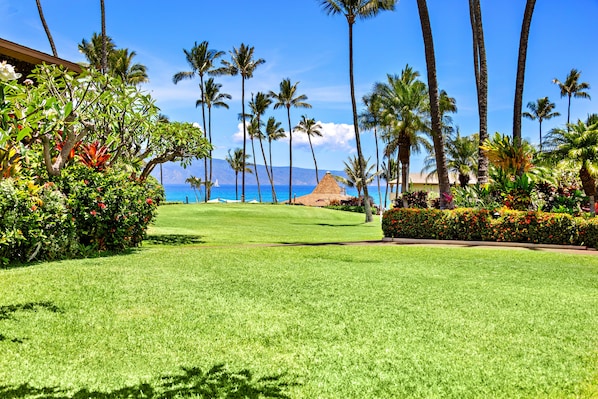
0, 38, 82, 77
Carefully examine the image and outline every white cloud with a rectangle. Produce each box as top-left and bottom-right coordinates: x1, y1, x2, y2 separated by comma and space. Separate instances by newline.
231, 120, 355, 151
294, 121, 355, 152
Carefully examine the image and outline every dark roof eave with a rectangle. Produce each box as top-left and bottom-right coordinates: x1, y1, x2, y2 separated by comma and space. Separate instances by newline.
0, 38, 82, 73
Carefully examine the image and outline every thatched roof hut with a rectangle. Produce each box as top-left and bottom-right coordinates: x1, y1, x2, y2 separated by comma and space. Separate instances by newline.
289, 171, 351, 207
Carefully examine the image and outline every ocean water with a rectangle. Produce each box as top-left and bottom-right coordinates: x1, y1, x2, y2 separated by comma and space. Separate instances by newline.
163, 184, 387, 206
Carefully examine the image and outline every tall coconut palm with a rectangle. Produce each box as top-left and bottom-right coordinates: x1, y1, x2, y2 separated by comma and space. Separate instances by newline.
215, 44, 265, 202
319, 0, 396, 222
545, 117, 598, 215
512, 0, 537, 147
375, 67, 430, 205
197, 78, 231, 196
249, 92, 275, 201
269, 78, 311, 203
173, 41, 224, 200
294, 115, 323, 184
78, 33, 116, 71
360, 93, 384, 210
225, 148, 252, 201
552, 68, 592, 127
35, 0, 57, 57
266, 117, 286, 203
100, 0, 107, 74
522, 97, 560, 151
246, 117, 263, 202
335, 155, 377, 199
109, 48, 148, 84
468, 0, 489, 185
416, 0, 452, 208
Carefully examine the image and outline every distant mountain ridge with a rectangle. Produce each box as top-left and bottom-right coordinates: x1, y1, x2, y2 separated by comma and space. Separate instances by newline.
151, 158, 347, 186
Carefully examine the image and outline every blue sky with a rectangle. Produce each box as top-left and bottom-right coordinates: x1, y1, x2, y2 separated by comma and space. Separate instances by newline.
1, 0, 596, 173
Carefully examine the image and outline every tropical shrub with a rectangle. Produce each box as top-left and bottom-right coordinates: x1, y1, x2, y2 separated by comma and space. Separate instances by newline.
383, 208, 594, 248
0, 178, 76, 264
395, 191, 429, 208
56, 164, 164, 251
492, 211, 577, 245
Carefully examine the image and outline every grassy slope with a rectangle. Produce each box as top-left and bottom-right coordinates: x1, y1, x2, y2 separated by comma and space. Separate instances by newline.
0, 204, 597, 398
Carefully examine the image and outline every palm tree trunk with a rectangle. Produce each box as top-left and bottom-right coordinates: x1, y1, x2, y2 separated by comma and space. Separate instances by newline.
241, 79, 247, 203
308, 135, 319, 184
513, 0, 537, 148
36, 0, 58, 57
469, 0, 489, 185
200, 76, 209, 201
374, 128, 382, 210
251, 136, 262, 202
268, 139, 278, 203
258, 135, 275, 203
208, 106, 214, 199
348, 21, 373, 222
235, 172, 239, 201
567, 94, 572, 128
287, 107, 293, 203
417, 0, 452, 209
539, 119, 543, 151
100, 0, 107, 74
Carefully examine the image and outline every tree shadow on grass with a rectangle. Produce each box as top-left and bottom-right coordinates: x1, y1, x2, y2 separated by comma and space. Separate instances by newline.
145, 234, 205, 246
0, 364, 296, 398
0, 302, 63, 343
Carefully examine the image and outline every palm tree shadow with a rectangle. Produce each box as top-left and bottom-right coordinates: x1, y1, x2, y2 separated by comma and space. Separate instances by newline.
0, 302, 62, 343
0, 364, 296, 398
145, 234, 205, 246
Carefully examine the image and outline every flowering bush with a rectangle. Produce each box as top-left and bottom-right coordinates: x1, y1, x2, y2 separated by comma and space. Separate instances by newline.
382, 208, 595, 248
56, 164, 164, 251
0, 178, 76, 264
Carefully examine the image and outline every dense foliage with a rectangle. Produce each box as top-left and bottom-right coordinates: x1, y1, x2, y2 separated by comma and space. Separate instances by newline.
0, 62, 206, 265
382, 207, 598, 248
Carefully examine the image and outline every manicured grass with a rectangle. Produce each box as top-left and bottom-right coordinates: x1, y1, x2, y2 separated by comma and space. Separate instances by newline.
148, 203, 384, 245
1, 204, 597, 398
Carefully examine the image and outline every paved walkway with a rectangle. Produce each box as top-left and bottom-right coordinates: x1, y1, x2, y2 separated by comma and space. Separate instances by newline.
279, 238, 598, 256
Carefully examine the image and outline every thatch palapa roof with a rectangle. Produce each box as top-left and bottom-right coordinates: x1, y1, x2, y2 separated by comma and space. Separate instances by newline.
289, 171, 351, 207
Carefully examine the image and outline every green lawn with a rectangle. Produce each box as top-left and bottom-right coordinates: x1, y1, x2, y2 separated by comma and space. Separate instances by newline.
1, 204, 597, 398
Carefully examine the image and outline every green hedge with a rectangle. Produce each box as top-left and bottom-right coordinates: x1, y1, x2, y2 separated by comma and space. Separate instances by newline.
382, 208, 597, 248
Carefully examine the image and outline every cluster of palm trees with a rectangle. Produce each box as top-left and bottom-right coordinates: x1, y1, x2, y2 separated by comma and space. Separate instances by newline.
173, 40, 327, 204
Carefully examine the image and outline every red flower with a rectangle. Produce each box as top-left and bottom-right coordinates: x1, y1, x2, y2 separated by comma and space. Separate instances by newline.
146, 198, 153, 205
90, 210, 97, 216
98, 202, 106, 210
31, 205, 37, 211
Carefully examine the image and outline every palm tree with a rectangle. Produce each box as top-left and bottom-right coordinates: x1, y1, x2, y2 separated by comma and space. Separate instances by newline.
522, 97, 560, 151
335, 155, 376, 199
294, 115, 323, 184
109, 48, 148, 84
247, 117, 263, 202
173, 41, 224, 200
423, 131, 478, 188
380, 157, 398, 208
78, 33, 116, 71
416, 0, 452, 208
35, 0, 57, 57
375, 67, 430, 205
545, 117, 598, 215
249, 92, 275, 202
468, 0, 489, 185
269, 78, 311, 203
512, 0, 537, 147
319, 0, 396, 222
266, 117, 286, 203
185, 175, 203, 202
360, 93, 383, 209
225, 148, 252, 201
100, 0, 107, 74
198, 78, 231, 199
215, 44, 265, 202
553, 68, 592, 127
